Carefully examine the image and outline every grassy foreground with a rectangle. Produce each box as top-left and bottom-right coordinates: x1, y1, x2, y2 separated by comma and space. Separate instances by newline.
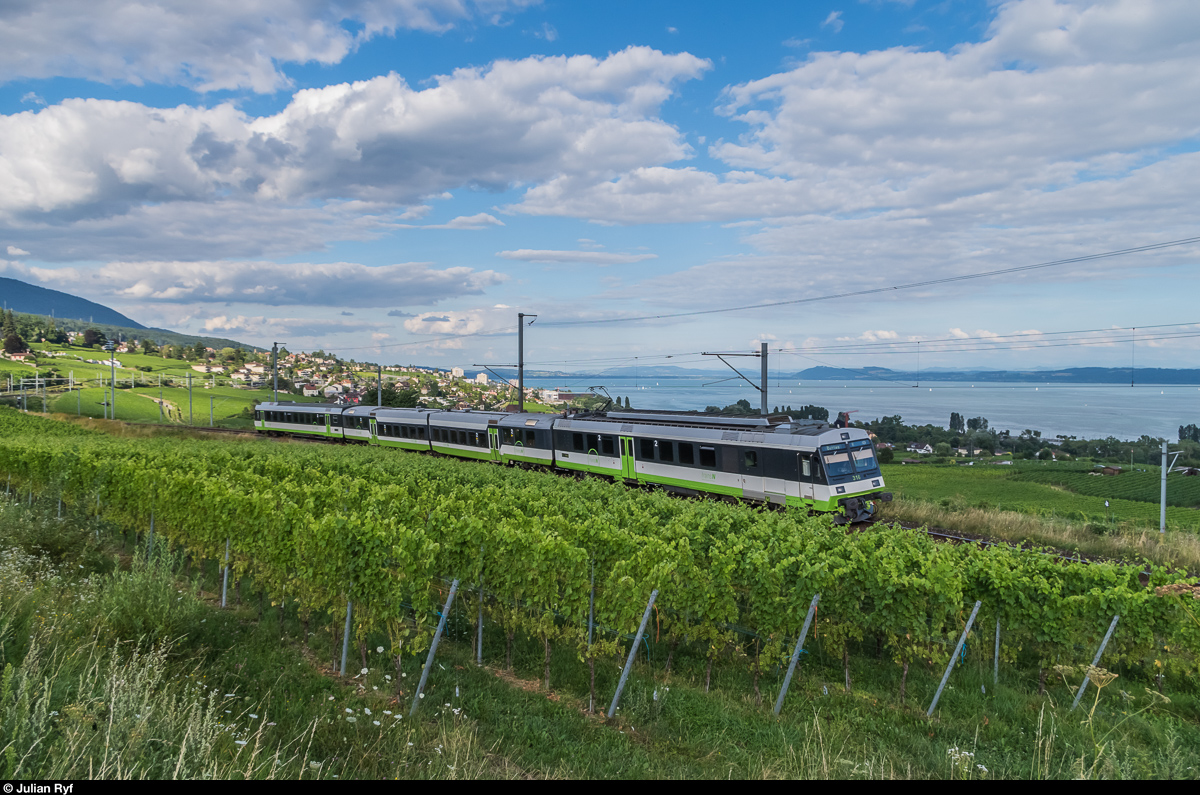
0, 499, 1197, 779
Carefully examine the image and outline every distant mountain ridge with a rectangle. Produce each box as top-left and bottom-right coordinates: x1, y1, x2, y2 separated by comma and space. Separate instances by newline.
0, 276, 263, 352
0, 276, 145, 328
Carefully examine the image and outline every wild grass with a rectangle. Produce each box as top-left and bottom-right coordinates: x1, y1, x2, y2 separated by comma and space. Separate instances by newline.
877, 496, 1200, 572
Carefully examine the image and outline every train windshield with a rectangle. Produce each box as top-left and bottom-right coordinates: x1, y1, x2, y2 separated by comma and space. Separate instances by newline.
820, 443, 854, 478
849, 440, 879, 473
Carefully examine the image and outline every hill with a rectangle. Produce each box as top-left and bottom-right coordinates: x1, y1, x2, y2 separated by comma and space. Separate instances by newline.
0, 276, 145, 328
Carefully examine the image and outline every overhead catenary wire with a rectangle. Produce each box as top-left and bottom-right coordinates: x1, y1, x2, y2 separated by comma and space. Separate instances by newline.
536, 236, 1200, 327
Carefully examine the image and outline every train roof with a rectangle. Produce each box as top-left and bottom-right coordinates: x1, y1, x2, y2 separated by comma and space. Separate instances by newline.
569, 409, 831, 435
258, 401, 344, 412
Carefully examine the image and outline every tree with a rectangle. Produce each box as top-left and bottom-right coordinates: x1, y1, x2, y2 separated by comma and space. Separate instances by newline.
966, 416, 989, 432
191, 341, 207, 360
83, 328, 107, 347
878, 447, 894, 464
934, 442, 952, 457
1181, 424, 1200, 444
140, 338, 159, 355
949, 412, 965, 433
624, 396, 631, 409
1, 310, 15, 339
379, 382, 419, 408
3, 334, 27, 354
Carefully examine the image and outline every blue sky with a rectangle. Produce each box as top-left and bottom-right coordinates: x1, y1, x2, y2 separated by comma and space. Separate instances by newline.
1, 0, 1198, 374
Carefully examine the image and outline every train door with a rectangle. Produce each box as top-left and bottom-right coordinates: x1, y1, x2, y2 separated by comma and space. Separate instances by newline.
488, 427, 500, 462
798, 453, 815, 504
619, 436, 636, 481
586, 433, 601, 469
739, 448, 766, 500
368, 418, 379, 446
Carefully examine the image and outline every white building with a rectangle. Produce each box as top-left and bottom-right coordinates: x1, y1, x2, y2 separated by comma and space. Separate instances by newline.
451, 367, 464, 379
475, 373, 488, 385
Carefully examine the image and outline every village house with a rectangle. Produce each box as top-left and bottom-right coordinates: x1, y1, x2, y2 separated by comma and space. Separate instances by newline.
906, 442, 934, 455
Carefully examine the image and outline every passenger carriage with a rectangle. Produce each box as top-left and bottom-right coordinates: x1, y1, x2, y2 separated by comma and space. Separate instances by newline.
254, 401, 890, 522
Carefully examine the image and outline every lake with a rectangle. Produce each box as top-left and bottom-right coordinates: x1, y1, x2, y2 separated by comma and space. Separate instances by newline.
523, 376, 1200, 441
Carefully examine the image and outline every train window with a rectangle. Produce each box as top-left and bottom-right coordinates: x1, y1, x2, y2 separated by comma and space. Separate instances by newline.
572, 433, 584, 452
659, 441, 674, 463
330, 415, 341, 427
418, 427, 427, 439
801, 457, 812, 478
601, 436, 615, 456
525, 429, 536, 447
640, 439, 654, 459
254, 411, 262, 421
678, 443, 694, 466
700, 446, 716, 468
586, 434, 600, 453
744, 450, 758, 470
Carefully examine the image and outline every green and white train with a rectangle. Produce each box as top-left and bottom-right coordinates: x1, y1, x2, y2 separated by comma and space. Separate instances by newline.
255, 403, 892, 522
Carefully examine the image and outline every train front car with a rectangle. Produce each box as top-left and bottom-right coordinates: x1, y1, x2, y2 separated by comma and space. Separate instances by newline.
804, 426, 892, 523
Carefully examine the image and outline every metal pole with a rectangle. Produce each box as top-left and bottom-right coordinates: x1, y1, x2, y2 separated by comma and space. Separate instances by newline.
272, 342, 280, 403
994, 616, 1000, 686
1071, 614, 1121, 710
760, 341, 768, 416
110, 348, 115, 419
517, 313, 524, 413
221, 537, 230, 608
159, 375, 163, 421
188, 373, 192, 425
411, 579, 460, 716
340, 599, 353, 676
774, 593, 820, 715
927, 600, 981, 717
1161, 441, 1168, 534
378, 364, 382, 406
607, 588, 659, 719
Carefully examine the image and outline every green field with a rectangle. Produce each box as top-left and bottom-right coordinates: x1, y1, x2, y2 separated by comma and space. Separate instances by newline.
48, 384, 323, 426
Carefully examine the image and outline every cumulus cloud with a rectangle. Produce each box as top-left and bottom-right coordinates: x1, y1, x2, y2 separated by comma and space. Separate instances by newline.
0, 47, 708, 251
1, 260, 505, 307
496, 249, 657, 264
821, 11, 844, 33
6, 246, 28, 256
0, 1, 543, 93
512, 0, 1200, 231
400, 213, 506, 230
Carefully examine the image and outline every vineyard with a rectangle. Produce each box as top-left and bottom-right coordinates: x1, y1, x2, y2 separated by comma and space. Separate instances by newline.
0, 407, 1198, 713
1011, 466, 1200, 508
882, 462, 1200, 532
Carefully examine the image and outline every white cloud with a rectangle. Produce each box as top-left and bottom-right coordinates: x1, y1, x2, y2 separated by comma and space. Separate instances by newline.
496, 249, 657, 265
401, 213, 506, 230
821, 12, 844, 33
0, 47, 708, 252
0, 1, 543, 93
19, 92, 44, 106
1, 259, 505, 307
6, 246, 28, 256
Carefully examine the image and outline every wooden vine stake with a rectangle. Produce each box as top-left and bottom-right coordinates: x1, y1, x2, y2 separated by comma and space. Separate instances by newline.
1071, 614, 1120, 711
927, 600, 981, 718
774, 593, 820, 716
411, 579, 460, 717
607, 589, 658, 719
